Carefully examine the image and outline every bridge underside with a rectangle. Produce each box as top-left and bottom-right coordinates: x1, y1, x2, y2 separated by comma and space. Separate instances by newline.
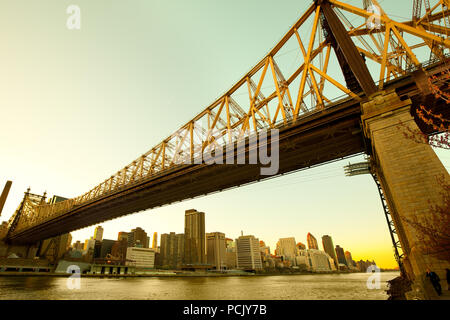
9, 99, 364, 244
7, 62, 449, 245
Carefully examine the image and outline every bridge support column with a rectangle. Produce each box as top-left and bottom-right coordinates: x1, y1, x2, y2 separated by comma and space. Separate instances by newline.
361, 90, 450, 300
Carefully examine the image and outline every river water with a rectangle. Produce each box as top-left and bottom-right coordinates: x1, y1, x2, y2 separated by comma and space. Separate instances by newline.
0, 272, 399, 300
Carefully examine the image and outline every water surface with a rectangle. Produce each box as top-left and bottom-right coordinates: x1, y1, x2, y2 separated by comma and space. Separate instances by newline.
0, 272, 399, 300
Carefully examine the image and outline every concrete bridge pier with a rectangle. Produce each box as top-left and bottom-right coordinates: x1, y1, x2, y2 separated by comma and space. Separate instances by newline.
361, 90, 450, 299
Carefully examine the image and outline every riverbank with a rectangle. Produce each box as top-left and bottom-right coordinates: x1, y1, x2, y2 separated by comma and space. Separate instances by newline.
0, 270, 371, 278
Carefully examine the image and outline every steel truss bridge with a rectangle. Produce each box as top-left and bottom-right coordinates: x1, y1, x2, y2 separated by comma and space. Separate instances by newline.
3, 0, 450, 250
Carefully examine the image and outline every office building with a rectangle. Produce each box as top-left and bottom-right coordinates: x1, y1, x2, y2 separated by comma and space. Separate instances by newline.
322, 235, 339, 269
297, 249, 333, 272
111, 238, 128, 262
128, 227, 149, 248
99, 239, 116, 259
72, 240, 83, 251
307, 233, 319, 250
152, 232, 158, 249
345, 251, 356, 268
259, 240, 270, 256
184, 209, 206, 265
160, 232, 185, 269
93, 226, 104, 242
236, 235, 262, 270
126, 247, 155, 268
296, 242, 306, 251
225, 238, 237, 269
335, 245, 347, 266
276, 237, 298, 264
206, 232, 226, 270
118, 232, 128, 242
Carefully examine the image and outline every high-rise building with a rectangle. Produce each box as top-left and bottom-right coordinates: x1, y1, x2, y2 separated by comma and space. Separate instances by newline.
84, 238, 95, 251
152, 232, 158, 249
225, 238, 235, 252
111, 238, 128, 262
335, 245, 347, 266
184, 209, 206, 265
73, 240, 83, 251
93, 226, 104, 242
344, 251, 355, 268
225, 238, 237, 269
236, 235, 262, 270
276, 237, 297, 263
128, 227, 149, 248
99, 239, 116, 259
259, 240, 270, 256
307, 233, 319, 250
297, 249, 334, 272
296, 242, 306, 251
206, 232, 226, 270
322, 235, 338, 269
160, 232, 185, 268
118, 232, 128, 242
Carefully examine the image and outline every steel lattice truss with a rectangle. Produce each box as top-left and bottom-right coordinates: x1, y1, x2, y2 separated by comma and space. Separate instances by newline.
6, 0, 450, 236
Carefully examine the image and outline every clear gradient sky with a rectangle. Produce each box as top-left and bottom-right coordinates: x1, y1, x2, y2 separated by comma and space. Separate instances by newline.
0, 0, 448, 269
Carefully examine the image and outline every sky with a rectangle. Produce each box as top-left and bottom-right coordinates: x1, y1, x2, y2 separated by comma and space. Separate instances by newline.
0, 0, 448, 269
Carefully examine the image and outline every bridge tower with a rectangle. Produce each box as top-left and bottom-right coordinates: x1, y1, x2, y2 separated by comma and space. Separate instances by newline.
318, 0, 449, 299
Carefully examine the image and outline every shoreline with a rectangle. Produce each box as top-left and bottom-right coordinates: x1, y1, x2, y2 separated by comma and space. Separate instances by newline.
0, 270, 398, 278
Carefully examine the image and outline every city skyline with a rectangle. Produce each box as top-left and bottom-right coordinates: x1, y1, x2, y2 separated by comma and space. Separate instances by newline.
69, 216, 386, 270
1, 0, 448, 271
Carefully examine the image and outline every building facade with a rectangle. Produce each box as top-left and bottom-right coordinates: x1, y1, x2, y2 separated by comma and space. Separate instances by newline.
335, 245, 347, 266
276, 237, 297, 265
307, 233, 319, 250
160, 232, 185, 269
322, 235, 339, 269
297, 249, 334, 272
236, 235, 262, 270
184, 209, 206, 265
128, 227, 149, 248
126, 247, 155, 268
206, 232, 226, 270
93, 226, 104, 242
152, 232, 158, 249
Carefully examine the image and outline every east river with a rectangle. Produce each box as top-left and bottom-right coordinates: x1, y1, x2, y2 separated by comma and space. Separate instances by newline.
0, 271, 399, 300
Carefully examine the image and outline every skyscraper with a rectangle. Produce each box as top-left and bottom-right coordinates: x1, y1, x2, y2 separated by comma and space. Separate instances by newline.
93, 226, 104, 242
184, 209, 206, 265
307, 233, 318, 249
345, 251, 355, 268
206, 232, 226, 270
322, 235, 338, 269
236, 234, 262, 270
335, 245, 347, 266
117, 232, 128, 242
160, 232, 185, 268
276, 237, 297, 261
296, 242, 306, 250
152, 232, 158, 249
128, 227, 149, 248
